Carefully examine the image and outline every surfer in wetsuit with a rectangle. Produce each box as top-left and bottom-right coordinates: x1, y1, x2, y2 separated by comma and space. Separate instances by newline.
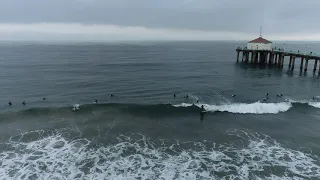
200, 105, 205, 121
43, 97, 46, 100
8, 101, 12, 106
174, 94, 176, 98
110, 94, 114, 97
22, 101, 26, 106
94, 99, 98, 103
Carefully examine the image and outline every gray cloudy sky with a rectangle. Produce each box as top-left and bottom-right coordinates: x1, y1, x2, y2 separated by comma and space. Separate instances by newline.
0, 0, 319, 41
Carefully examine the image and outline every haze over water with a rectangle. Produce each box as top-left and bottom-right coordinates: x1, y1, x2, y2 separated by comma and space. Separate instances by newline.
0, 41, 320, 179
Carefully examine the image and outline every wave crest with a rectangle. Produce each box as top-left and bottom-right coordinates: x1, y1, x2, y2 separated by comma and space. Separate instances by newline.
174, 102, 292, 114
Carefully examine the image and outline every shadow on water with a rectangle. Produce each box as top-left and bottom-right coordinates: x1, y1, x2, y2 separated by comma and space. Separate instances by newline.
234, 63, 284, 78
235, 62, 320, 79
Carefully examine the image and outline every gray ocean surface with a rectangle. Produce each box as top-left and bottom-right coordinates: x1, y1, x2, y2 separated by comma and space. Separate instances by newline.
0, 41, 320, 179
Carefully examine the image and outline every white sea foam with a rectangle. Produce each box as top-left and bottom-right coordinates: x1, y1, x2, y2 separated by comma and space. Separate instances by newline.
173, 102, 193, 107
1, 129, 319, 180
174, 102, 292, 114
308, 102, 320, 108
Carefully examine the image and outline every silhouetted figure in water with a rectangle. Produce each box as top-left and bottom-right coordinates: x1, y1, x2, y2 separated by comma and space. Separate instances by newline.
313, 97, 316, 101
263, 98, 267, 102
280, 94, 283, 97
174, 94, 176, 98
265, 93, 269, 96
200, 105, 205, 121
110, 94, 114, 97
43, 97, 46, 100
22, 101, 26, 106
197, 100, 199, 103
232, 94, 236, 97
186, 95, 189, 98
94, 99, 98, 103
8, 101, 12, 106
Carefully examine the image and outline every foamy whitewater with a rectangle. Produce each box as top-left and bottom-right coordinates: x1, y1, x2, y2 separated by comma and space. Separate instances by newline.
174, 102, 292, 114
1, 129, 319, 180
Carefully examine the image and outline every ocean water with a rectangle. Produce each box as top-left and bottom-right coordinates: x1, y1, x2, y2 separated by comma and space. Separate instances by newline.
0, 41, 320, 180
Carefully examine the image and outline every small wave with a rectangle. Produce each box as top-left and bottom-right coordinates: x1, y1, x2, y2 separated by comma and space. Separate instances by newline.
286, 98, 320, 109
174, 102, 292, 114
1, 129, 319, 179
173, 102, 193, 107
308, 102, 320, 108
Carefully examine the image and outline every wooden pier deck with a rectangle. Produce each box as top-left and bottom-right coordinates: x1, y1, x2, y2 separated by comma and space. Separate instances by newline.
236, 47, 320, 74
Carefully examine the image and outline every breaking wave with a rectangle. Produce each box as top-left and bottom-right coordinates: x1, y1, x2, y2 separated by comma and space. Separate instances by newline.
0, 129, 319, 179
174, 102, 292, 114
3, 99, 320, 119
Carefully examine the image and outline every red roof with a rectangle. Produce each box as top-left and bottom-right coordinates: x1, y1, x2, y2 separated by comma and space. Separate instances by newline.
248, 37, 272, 44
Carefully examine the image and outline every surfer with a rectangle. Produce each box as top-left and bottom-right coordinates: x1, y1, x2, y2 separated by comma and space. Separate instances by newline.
265, 93, 269, 96
72, 104, 80, 112
94, 99, 98, 103
232, 94, 236, 97
110, 94, 114, 97
197, 100, 199, 103
43, 97, 46, 100
22, 101, 26, 106
174, 94, 176, 98
8, 101, 12, 106
200, 105, 205, 121
313, 97, 316, 101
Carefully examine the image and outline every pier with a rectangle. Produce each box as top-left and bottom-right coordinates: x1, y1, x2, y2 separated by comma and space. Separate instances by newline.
236, 35, 320, 74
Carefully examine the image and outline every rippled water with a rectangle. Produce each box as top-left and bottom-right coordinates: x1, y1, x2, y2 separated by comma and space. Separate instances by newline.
0, 41, 320, 179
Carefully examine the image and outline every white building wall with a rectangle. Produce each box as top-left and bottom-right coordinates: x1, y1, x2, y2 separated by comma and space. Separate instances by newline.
247, 43, 272, 50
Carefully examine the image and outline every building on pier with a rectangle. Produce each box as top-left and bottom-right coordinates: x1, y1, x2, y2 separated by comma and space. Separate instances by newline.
247, 36, 272, 51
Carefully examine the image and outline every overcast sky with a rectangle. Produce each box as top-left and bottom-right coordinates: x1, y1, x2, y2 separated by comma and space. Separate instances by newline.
0, 0, 319, 41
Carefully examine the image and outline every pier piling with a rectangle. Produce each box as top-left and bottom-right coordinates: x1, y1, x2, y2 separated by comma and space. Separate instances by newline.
313, 59, 318, 72
236, 48, 320, 72
236, 51, 240, 63
288, 56, 292, 69
304, 59, 309, 72
280, 55, 284, 68
318, 61, 320, 75
300, 58, 304, 71
291, 57, 295, 71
